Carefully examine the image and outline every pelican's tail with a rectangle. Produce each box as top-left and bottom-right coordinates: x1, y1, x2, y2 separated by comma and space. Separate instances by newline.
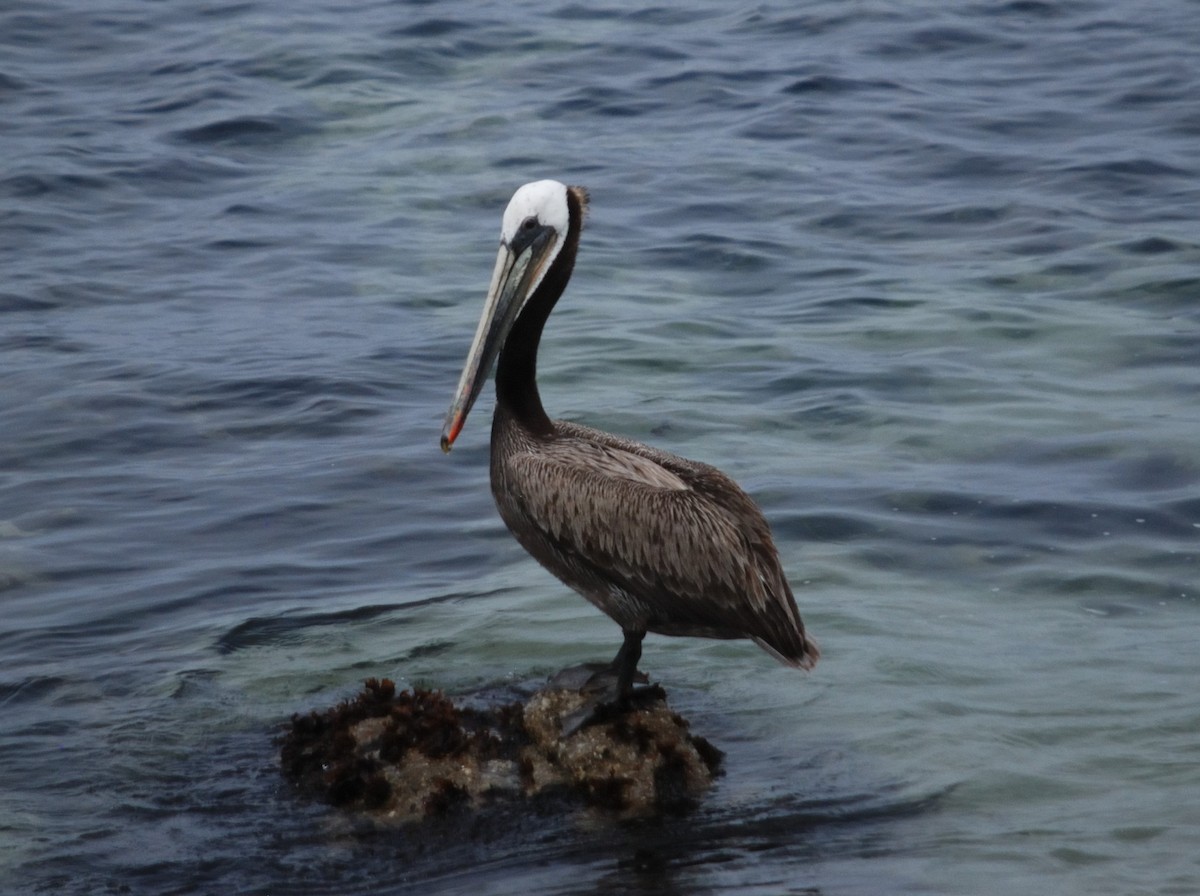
753, 629, 820, 671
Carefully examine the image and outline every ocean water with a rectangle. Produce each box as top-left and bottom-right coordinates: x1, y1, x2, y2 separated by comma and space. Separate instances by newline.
2, 1, 1199, 893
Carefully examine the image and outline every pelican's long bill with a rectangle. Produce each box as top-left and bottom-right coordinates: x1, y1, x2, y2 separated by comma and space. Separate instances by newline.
440, 224, 557, 452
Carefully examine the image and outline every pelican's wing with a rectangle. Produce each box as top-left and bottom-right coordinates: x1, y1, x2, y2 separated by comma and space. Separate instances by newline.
504, 428, 817, 668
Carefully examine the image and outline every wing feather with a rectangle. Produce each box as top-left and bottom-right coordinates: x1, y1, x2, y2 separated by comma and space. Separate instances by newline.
496, 423, 816, 667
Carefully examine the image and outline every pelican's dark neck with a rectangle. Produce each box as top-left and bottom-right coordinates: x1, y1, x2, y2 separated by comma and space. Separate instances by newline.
494, 188, 584, 438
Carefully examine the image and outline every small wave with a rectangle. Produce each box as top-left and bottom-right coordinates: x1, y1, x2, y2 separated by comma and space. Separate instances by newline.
173, 114, 318, 147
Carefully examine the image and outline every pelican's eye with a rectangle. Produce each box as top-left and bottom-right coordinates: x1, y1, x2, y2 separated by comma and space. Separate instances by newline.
521, 216, 538, 232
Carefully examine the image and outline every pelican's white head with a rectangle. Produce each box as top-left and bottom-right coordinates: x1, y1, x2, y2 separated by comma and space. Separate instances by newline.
498, 180, 570, 300
502, 180, 570, 241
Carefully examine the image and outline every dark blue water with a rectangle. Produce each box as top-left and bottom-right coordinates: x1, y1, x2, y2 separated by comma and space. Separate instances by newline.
3, 2, 1198, 893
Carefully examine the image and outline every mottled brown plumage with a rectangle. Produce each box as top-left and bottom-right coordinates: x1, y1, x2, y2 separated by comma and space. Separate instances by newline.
442, 180, 818, 695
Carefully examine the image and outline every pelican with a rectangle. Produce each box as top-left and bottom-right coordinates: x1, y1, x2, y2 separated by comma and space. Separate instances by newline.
441, 180, 818, 706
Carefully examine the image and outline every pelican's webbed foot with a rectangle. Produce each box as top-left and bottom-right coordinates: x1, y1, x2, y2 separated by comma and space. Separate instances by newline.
559, 683, 667, 738
558, 628, 659, 737
553, 662, 652, 738
548, 662, 621, 692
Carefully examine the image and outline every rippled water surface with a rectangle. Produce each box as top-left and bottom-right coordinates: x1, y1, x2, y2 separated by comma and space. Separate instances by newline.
3, 1, 1199, 893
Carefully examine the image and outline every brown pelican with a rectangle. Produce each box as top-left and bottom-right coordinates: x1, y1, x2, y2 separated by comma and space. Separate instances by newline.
441, 180, 818, 705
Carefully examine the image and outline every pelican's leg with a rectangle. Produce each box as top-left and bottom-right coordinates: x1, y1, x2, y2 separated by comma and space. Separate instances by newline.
559, 628, 659, 737
611, 628, 645, 698
552, 628, 648, 696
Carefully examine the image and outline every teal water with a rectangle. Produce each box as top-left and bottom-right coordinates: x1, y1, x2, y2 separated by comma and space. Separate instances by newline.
2, 1, 1198, 893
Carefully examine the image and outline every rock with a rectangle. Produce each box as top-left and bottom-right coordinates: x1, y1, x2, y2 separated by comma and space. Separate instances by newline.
280, 677, 723, 823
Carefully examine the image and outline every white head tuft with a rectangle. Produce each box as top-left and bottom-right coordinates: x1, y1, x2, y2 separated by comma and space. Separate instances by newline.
501, 180, 570, 244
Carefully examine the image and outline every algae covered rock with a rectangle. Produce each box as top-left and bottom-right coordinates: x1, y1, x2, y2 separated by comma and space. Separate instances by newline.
281, 677, 722, 823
